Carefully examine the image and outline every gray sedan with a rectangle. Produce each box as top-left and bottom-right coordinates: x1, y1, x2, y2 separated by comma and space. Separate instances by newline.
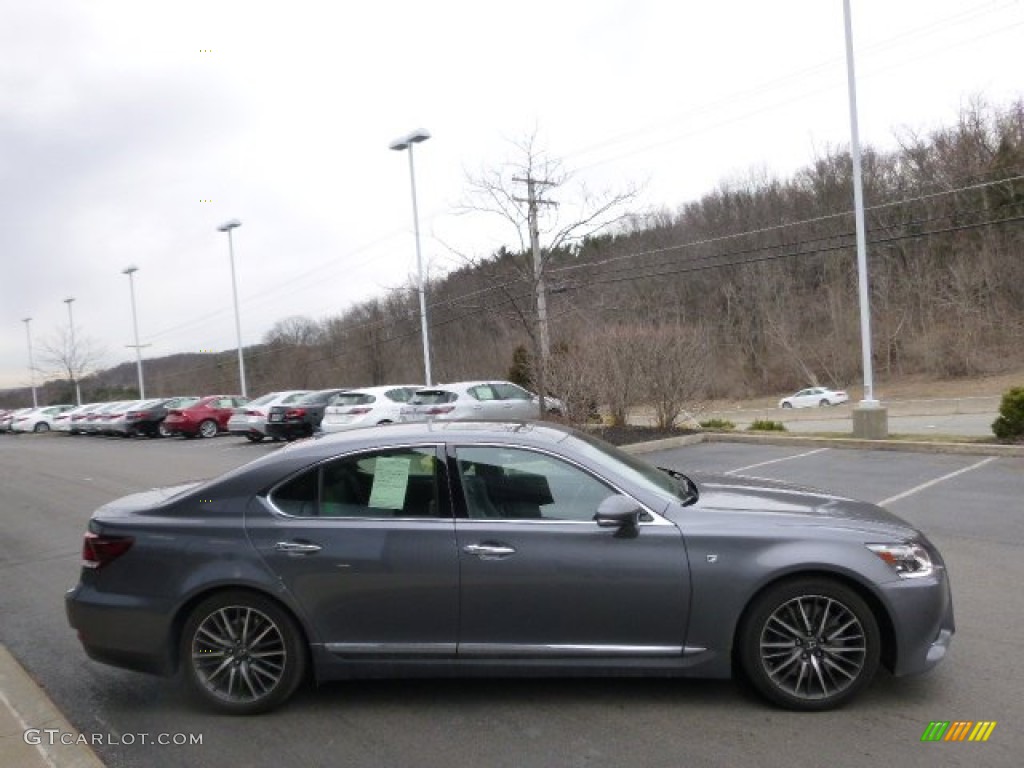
65, 421, 953, 715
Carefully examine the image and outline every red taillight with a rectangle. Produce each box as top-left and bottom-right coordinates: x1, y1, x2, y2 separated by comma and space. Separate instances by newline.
286, 408, 307, 418
425, 405, 456, 415
82, 532, 134, 569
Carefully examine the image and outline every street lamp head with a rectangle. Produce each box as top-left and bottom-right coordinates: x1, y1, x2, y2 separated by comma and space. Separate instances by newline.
122, 265, 139, 275
389, 129, 431, 151
22, 317, 31, 323
64, 297, 75, 305
217, 219, 242, 232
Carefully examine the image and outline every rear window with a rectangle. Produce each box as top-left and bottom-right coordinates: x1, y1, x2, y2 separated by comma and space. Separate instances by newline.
247, 393, 279, 407
298, 391, 336, 405
166, 397, 200, 409
330, 393, 375, 406
410, 390, 457, 405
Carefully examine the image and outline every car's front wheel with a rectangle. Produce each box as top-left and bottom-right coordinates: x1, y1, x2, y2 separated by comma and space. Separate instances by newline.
33, 422, 49, 433
180, 591, 306, 715
781, 402, 793, 409
738, 578, 880, 711
819, 399, 831, 407
198, 419, 218, 439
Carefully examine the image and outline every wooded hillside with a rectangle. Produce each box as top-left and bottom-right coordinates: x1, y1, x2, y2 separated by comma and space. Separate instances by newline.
8, 100, 1023, 419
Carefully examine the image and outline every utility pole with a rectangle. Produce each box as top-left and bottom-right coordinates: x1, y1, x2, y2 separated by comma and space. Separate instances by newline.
513, 175, 556, 418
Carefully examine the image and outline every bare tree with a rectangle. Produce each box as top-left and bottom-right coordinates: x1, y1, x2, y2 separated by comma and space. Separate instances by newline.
458, 130, 639, 416
39, 328, 104, 404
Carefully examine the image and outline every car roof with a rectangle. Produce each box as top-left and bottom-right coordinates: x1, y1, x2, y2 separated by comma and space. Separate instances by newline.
279, 420, 575, 461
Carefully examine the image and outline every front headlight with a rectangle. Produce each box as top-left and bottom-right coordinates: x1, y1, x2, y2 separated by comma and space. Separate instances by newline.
867, 542, 935, 579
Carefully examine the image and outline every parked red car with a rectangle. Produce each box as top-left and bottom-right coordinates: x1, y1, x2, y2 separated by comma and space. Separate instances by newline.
162, 395, 249, 438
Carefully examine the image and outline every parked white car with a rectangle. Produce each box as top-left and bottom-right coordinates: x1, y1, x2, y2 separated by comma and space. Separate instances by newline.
227, 390, 311, 442
320, 385, 421, 433
778, 387, 850, 409
9, 404, 75, 433
400, 381, 562, 423
1, 407, 33, 433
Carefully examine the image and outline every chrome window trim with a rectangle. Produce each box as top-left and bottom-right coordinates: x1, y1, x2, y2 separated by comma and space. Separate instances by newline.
452, 442, 673, 527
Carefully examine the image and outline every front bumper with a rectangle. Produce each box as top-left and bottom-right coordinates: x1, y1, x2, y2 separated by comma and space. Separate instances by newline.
879, 566, 955, 677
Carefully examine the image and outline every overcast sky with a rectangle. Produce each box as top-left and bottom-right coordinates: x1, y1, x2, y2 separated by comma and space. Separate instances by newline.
2, 0, 1021, 392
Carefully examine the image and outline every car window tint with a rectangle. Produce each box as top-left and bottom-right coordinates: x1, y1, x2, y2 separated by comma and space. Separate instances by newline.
412, 391, 456, 405
493, 383, 532, 401
455, 446, 616, 522
386, 388, 415, 402
319, 448, 440, 519
281, 393, 308, 404
272, 469, 320, 518
469, 386, 497, 401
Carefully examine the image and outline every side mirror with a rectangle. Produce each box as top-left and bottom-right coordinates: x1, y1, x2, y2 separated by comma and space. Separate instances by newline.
594, 494, 643, 528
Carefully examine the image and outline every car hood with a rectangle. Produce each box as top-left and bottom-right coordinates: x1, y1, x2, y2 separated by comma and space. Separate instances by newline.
686, 471, 915, 535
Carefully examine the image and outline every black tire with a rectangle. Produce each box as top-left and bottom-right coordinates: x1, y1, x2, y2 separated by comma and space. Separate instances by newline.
157, 423, 171, 438
33, 422, 49, 433
781, 402, 793, 409
198, 419, 218, 439
245, 433, 264, 443
180, 591, 307, 715
737, 578, 880, 711
819, 399, 830, 407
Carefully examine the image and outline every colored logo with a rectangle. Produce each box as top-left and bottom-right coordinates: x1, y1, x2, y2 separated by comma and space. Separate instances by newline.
921, 721, 996, 742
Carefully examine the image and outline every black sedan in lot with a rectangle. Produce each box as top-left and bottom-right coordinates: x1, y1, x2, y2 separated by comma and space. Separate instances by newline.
264, 388, 346, 440
65, 421, 954, 715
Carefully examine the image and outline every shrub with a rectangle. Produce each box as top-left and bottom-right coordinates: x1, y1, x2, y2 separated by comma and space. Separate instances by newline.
747, 419, 787, 432
992, 386, 1024, 442
699, 418, 736, 431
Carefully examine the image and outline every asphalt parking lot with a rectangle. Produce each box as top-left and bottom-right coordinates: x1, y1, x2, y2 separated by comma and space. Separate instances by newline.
0, 433, 1022, 768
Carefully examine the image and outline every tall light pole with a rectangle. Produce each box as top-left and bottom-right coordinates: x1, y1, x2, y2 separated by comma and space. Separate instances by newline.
64, 297, 82, 405
21, 317, 38, 408
217, 218, 247, 397
122, 266, 146, 398
843, 0, 887, 439
389, 128, 433, 386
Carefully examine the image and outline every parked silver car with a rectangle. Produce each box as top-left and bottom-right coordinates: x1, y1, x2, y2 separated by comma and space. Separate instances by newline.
400, 381, 560, 422
66, 421, 953, 715
227, 390, 311, 442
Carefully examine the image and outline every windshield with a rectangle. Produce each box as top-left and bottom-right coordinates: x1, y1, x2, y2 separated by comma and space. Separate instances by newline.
570, 430, 697, 505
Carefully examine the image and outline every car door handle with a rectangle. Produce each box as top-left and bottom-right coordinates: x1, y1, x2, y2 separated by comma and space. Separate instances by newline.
275, 541, 322, 555
463, 543, 516, 559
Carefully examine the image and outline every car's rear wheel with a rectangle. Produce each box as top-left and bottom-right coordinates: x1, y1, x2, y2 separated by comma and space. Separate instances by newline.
198, 419, 218, 439
180, 591, 306, 715
33, 422, 49, 433
738, 578, 880, 711
157, 423, 171, 438
819, 399, 831, 407
781, 402, 793, 409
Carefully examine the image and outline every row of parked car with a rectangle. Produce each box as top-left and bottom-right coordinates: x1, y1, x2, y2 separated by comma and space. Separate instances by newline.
0, 381, 561, 441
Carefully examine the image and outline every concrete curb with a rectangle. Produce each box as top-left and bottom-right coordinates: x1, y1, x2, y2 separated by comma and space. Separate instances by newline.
624, 431, 1024, 457
0, 644, 105, 768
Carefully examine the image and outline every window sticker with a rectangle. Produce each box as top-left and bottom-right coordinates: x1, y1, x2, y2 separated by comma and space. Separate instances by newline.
368, 456, 411, 510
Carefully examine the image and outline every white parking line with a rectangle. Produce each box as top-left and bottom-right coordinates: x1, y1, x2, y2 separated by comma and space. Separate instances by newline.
879, 457, 996, 506
724, 448, 830, 475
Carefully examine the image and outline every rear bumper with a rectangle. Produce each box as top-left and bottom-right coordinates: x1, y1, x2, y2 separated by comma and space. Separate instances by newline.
65, 584, 176, 677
